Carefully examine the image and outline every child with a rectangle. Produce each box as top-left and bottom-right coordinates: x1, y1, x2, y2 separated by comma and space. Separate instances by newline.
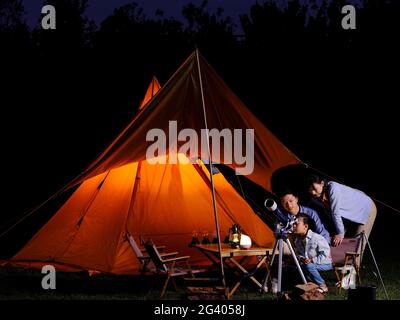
292, 214, 333, 293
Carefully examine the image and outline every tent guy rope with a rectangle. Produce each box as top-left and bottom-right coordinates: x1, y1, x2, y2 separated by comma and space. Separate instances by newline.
304, 162, 400, 215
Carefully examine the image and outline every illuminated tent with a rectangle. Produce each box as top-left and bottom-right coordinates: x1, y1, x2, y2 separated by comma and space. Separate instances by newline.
138, 76, 161, 111
5, 52, 300, 274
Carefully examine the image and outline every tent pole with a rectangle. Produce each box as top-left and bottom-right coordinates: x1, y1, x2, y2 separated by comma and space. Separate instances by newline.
195, 49, 227, 289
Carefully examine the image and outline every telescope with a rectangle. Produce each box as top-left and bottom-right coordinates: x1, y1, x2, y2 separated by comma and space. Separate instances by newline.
264, 198, 296, 235
262, 198, 307, 294
264, 198, 278, 212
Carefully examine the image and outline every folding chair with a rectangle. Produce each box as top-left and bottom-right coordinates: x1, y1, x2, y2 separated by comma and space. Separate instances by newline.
144, 240, 205, 298
127, 234, 178, 273
330, 235, 363, 292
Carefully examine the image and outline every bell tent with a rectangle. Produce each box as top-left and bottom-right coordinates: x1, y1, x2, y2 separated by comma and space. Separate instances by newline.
4, 51, 300, 274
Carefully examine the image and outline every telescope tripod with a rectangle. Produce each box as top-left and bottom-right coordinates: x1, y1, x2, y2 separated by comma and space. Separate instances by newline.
261, 234, 307, 294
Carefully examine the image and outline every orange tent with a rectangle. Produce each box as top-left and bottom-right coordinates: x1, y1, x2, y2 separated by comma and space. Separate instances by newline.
5, 52, 300, 274
138, 76, 161, 110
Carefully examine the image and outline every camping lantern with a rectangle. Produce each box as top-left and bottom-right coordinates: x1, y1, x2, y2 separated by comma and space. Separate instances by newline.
229, 224, 241, 248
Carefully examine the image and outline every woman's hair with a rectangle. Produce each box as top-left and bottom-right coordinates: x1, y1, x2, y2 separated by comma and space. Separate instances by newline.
305, 174, 326, 189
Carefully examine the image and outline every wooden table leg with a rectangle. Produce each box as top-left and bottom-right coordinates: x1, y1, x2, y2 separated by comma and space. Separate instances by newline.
229, 257, 264, 288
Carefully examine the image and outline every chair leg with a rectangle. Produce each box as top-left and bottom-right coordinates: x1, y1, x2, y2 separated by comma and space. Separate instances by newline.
347, 253, 361, 287
161, 261, 176, 298
334, 269, 342, 293
171, 277, 178, 291
338, 256, 350, 294
186, 261, 195, 278
161, 274, 171, 298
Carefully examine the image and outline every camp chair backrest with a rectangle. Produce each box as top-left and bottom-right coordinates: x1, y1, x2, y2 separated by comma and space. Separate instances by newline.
128, 235, 143, 258
330, 236, 364, 292
330, 237, 362, 266
144, 241, 168, 272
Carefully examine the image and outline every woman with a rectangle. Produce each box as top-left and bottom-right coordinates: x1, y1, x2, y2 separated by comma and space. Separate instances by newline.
306, 174, 377, 247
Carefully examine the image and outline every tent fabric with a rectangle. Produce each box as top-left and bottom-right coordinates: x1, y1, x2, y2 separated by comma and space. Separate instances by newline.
7, 52, 299, 274
12, 164, 138, 272
11, 157, 274, 274
66, 52, 300, 191
139, 76, 161, 110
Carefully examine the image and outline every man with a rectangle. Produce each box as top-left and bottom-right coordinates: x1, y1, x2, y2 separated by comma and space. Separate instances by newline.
277, 190, 331, 243
292, 214, 333, 293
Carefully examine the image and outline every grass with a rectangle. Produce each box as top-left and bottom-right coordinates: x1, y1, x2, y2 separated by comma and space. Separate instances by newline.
1, 254, 398, 300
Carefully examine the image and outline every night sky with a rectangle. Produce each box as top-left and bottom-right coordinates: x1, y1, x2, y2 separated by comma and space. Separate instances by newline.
22, 0, 253, 30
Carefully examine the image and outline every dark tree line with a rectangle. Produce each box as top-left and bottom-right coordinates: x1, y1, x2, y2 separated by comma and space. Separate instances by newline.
2, 1, 397, 58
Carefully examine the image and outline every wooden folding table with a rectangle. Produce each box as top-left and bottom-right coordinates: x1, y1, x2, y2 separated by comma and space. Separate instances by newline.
195, 244, 273, 298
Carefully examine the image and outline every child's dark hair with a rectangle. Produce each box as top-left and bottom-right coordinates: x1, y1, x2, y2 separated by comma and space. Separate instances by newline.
296, 213, 309, 226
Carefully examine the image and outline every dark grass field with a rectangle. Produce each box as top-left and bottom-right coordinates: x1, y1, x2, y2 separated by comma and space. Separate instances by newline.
1, 253, 398, 301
